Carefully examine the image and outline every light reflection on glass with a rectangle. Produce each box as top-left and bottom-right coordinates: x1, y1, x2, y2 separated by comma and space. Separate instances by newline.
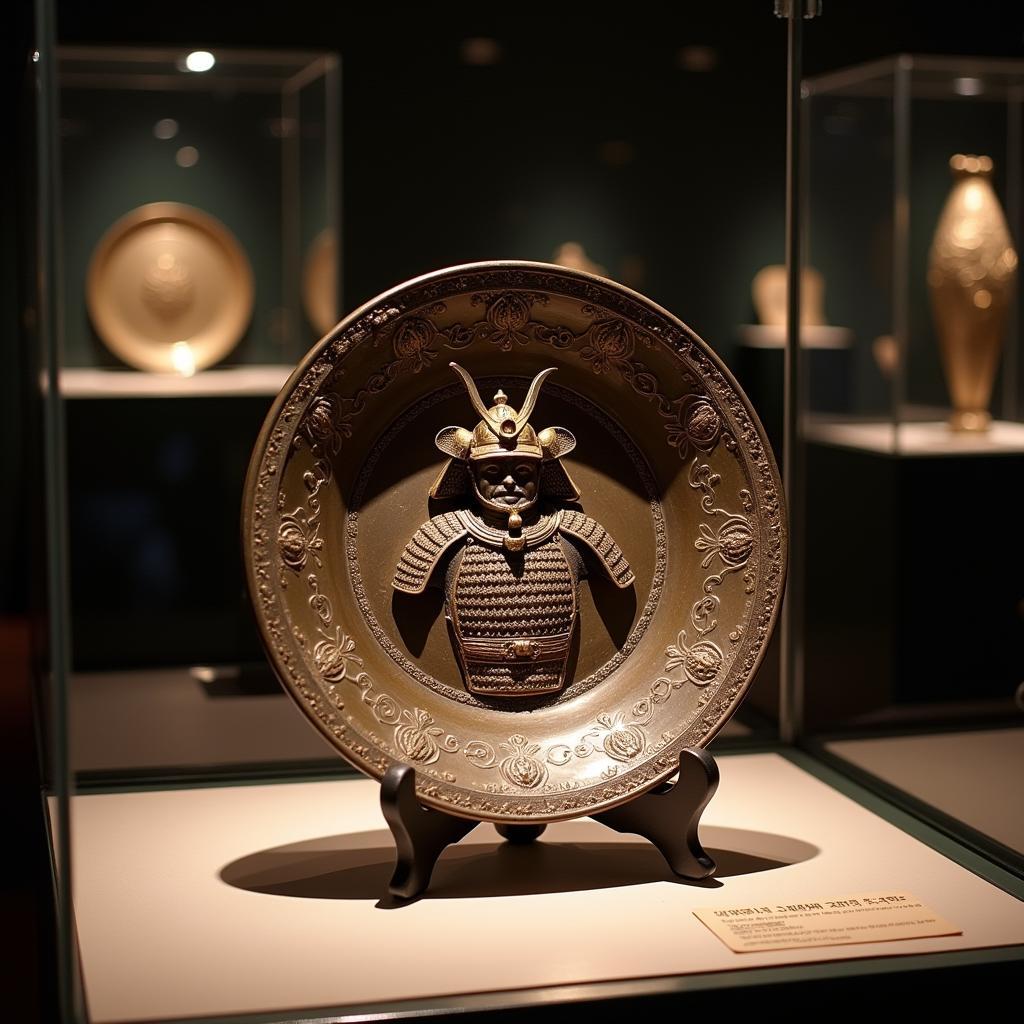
175, 146, 199, 168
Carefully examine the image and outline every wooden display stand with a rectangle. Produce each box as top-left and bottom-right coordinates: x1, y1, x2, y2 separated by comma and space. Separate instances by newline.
382, 747, 719, 899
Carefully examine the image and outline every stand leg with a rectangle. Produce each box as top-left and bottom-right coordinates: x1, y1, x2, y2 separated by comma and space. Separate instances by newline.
495, 823, 547, 844
379, 747, 717, 900
381, 764, 478, 899
592, 747, 719, 879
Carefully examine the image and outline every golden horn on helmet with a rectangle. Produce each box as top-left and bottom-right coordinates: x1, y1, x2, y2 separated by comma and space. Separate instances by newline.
448, 362, 557, 441
448, 362, 496, 428
517, 367, 557, 426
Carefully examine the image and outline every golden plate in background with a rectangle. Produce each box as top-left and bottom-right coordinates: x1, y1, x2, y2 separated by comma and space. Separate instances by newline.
244, 262, 786, 822
302, 228, 339, 337
86, 202, 254, 374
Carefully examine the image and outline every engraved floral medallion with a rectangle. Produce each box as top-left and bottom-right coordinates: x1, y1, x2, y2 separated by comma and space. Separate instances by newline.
394, 709, 445, 765
278, 507, 322, 572
602, 714, 646, 762
498, 735, 548, 789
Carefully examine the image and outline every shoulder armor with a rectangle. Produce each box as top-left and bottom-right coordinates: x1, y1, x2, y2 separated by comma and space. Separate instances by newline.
393, 512, 468, 594
559, 510, 635, 589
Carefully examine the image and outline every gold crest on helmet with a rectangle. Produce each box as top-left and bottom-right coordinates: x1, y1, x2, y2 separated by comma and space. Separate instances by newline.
429, 362, 581, 504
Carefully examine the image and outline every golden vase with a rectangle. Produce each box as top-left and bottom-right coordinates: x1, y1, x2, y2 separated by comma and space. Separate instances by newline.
927, 154, 1018, 432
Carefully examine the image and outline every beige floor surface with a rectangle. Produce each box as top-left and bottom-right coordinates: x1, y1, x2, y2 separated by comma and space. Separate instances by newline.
827, 728, 1024, 853
59, 751, 1024, 1022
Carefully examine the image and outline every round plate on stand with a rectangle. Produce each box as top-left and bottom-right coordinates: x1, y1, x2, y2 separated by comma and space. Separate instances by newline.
87, 201, 254, 374
244, 261, 786, 823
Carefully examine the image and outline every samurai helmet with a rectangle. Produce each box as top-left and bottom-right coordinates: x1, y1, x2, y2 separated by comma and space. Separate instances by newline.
429, 362, 581, 511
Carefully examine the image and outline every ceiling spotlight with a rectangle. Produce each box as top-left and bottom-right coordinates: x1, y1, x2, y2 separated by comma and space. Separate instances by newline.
183, 50, 216, 73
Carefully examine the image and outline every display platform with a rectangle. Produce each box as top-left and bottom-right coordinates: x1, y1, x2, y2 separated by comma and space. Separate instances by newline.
56, 751, 1024, 1022
736, 324, 852, 349
826, 728, 1024, 855
69, 669, 331, 775
56, 365, 293, 398
805, 418, 1024, 456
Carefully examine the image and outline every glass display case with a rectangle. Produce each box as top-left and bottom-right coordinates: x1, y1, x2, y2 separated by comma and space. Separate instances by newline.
801, 56, 1024, 874
52, 45, 342, 784
59, 45, 340, 376
804, 56, 1024, 448
23, 11, 1024, 1022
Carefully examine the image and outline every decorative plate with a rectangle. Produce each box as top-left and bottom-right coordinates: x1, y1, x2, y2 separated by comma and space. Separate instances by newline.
86, 202, 254, 374
244, 262, 785, 822
302, 228, 339, 337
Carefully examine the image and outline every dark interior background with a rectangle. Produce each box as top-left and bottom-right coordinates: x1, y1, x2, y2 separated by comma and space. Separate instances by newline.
5, 0, 1024, 618
8, 1, 1024, 666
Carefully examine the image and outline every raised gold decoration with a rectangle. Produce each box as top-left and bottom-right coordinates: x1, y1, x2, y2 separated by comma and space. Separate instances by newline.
394, 363, 634, 697
86, 202, 254, 374
928, 154, 1018, 432
243, 261, 786, 822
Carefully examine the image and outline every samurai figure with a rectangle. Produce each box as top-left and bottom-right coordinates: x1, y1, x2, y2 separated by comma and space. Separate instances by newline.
393, 362, 634, 697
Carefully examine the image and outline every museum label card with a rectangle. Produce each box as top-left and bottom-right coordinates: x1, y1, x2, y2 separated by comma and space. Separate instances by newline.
694, 892, 961, 953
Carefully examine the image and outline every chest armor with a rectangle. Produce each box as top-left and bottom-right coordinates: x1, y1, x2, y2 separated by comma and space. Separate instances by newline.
448, 533, 578, 697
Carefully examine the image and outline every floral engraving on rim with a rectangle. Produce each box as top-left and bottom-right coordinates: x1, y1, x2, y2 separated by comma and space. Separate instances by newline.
665, 629, 723, 687
697, 517, 754, 570
666, 395, 722, 456
278, 507, 322, 573
687, 459, 756, 640
545, 673, 697, 771
313, 626, 364, 683
580, 317, 637, 373
441, 290, 576, 352
303, 394, 351, 455
498, 735, 549, 789
392, 316, 439, 372
394, 708, 448, 765
317, 628, 460, 777
601, 713, 646, 762
464, 735, 549, 790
